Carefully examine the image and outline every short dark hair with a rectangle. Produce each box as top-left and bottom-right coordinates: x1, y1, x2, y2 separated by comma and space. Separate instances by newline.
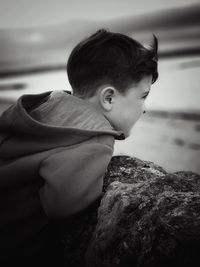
67, 29, 158, 97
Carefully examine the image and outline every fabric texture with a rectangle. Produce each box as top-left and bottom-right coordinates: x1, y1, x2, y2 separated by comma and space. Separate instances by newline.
0, 90, 124, 264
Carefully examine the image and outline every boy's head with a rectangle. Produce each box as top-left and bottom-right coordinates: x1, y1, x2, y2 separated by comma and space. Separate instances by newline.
67, 29, 158, 137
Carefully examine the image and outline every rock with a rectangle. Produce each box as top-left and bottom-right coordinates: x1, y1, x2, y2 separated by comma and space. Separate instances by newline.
61, 156, 200, 267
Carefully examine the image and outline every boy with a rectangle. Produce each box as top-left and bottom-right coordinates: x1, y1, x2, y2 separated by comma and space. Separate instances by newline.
0, 29, 158, 265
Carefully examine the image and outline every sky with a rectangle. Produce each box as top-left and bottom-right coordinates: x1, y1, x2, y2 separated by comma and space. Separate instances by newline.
0, 0, 199, 28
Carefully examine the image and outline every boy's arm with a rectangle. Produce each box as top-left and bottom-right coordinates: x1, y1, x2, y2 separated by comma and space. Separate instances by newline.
39, 140, 113, 218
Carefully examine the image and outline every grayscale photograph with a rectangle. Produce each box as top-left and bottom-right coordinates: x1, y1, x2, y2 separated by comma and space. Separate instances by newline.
0, 0, 200, 266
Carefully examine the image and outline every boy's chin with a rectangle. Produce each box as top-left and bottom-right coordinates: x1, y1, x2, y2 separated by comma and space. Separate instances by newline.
123, 130, 130, 139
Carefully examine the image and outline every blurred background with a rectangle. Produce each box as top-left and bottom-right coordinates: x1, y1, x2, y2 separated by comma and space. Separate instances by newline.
0, 0, 200, 173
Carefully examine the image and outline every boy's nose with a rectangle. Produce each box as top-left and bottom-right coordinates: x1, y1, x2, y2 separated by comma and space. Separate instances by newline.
143, 110, 146, 114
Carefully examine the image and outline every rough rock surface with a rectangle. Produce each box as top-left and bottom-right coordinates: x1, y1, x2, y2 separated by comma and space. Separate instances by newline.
61, 156, 200, 267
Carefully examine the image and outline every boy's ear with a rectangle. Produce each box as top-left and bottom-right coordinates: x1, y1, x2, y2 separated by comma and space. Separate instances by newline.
99, 87, 116, 111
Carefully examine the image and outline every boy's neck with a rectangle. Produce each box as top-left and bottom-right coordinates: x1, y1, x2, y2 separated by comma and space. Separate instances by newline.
74, 93, 105, 116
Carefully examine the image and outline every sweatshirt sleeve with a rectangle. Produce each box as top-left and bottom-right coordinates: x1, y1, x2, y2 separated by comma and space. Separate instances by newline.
39, 140, 113, 218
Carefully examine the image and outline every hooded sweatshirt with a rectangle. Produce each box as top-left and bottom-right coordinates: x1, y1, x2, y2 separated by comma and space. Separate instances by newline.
0, 90, 124, 264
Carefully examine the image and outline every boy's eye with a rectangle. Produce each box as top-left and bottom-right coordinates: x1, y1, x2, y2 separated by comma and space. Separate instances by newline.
142, 94, 148, 99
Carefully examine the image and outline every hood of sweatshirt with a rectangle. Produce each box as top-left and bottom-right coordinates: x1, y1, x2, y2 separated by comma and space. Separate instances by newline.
0, 90, 124, 160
